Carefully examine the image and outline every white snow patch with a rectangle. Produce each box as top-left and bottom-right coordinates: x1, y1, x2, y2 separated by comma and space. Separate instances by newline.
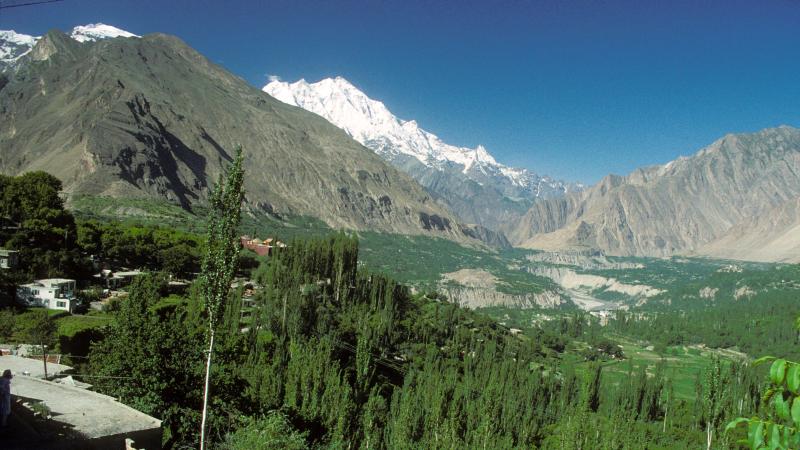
70, 23, 138, 42
0, 30, 39, 63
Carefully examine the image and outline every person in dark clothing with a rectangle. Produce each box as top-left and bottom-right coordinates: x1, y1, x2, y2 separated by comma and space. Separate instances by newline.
0, 369, 12, 427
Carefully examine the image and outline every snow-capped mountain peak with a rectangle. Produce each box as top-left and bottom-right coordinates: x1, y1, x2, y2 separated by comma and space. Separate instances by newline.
70, 23, 139, 43
264, 77, 580, 198
0, 24, 137, 72
0, 30, 39, 65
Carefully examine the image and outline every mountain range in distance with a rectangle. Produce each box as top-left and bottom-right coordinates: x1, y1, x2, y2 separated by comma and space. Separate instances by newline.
264, 78, 800, 263
1, 24, 798, 263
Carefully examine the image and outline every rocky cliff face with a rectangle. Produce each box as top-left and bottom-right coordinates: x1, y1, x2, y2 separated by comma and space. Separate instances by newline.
0, 30, 474, 241
443, 286, 566, 310
458, 223, 511, 249
389, 155, 533, 235
440, 269, 566, 309
510, 126, 800, 259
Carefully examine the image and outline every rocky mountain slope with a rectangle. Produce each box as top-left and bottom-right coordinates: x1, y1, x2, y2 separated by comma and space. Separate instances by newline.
263, 77, 581, 233
509, 126, 800, 259
697, 195, 800, 263
0, 29, 477, 241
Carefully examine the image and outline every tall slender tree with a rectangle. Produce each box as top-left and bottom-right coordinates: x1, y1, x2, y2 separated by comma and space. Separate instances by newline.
199, 147, 245, 450
702, 356, 723, 450
24, 310, 56, 379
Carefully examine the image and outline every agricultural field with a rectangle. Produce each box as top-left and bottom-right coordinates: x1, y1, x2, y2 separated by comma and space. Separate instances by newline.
478, 306, 750, 402
592, 337, 745, 401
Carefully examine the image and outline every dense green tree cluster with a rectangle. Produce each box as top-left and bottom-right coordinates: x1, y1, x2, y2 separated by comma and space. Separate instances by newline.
90, 235, 571, 447
240, 234, 590, 447
77, 220, 203, 277
607, 284, 800, 360
538, 357, 763, 449
603, 264, 800, 360
537, 312, 623, 361
89, 274, 215, 447
85, 233, 769, 448
76, 219, 260, 278
0, 171, 214, 286
0, 172, 89, 281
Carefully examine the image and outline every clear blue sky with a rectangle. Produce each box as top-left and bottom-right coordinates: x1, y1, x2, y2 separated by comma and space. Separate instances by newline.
2, 0, 799, 183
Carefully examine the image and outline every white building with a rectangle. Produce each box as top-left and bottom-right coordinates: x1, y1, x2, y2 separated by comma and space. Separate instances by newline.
93, 269, 143, 290
16, 278, 77, 312
0, 248, 19, 269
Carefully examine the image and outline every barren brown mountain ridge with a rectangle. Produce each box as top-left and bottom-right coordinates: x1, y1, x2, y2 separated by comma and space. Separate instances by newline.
508, 126, 800, 262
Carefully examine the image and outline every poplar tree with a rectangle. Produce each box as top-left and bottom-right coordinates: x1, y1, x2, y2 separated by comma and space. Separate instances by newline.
199, 147, 245, 450
703, 356, 723, 450
25, 310, 56, 379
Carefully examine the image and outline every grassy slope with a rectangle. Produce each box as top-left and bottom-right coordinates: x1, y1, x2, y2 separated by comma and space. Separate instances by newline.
56, 312, 113, 338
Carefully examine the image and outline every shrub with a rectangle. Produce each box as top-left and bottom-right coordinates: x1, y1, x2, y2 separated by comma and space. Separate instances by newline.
219, 412, 308, 450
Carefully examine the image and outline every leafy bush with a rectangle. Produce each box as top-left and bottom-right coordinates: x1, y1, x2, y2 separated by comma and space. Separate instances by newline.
0, 308, 14, 341
102, 297, 122, 313
728, 356, 800, 448
220, 412, 308, 450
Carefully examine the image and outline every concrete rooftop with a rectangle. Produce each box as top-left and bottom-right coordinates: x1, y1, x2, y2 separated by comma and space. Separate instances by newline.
0, 355, 73, 379
12, 375, 162, 439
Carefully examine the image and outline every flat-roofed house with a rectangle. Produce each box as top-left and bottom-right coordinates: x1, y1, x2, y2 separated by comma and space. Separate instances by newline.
94, 269, 144, 290
16, 278, 77, 312
6, 375, 162, 449
241, 235, 280, 256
